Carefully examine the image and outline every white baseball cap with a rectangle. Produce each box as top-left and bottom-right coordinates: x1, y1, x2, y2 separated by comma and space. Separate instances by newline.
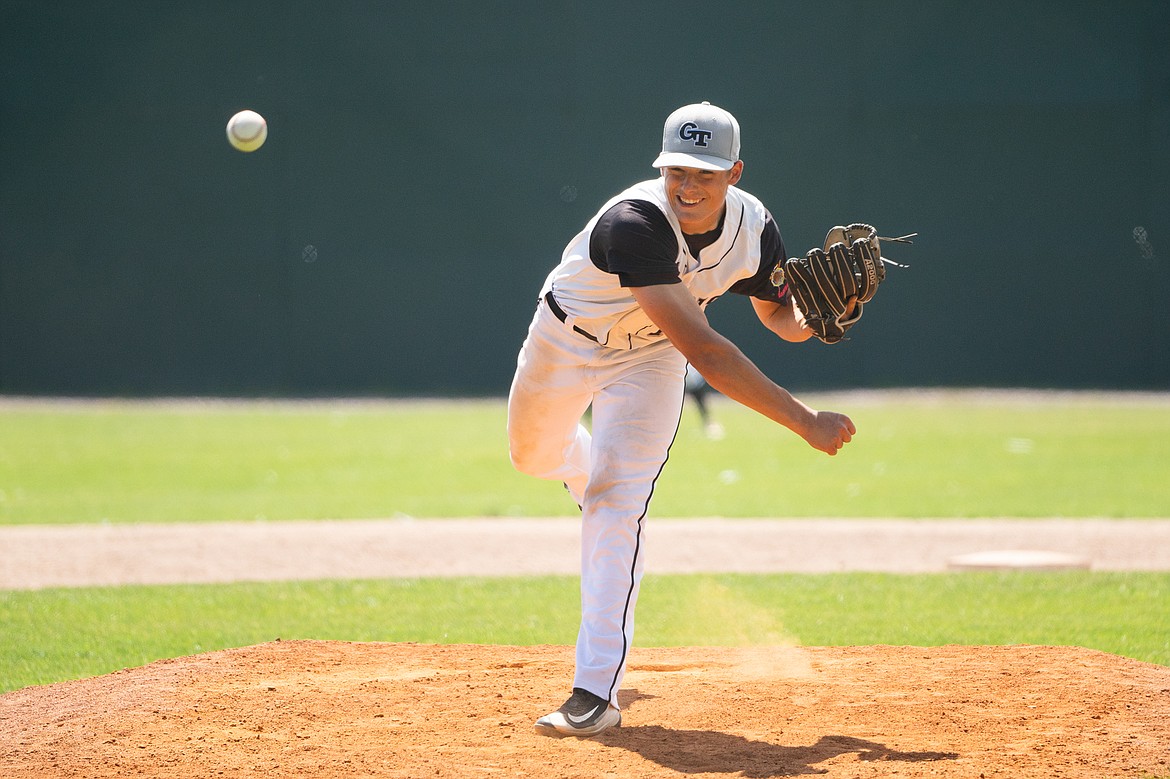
651, 101, 741, 171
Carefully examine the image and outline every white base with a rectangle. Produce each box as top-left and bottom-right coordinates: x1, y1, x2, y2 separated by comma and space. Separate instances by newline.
946, 549, 1092, 571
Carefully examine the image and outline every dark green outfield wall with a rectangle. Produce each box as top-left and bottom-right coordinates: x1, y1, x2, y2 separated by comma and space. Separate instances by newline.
2, 1, 1167, 395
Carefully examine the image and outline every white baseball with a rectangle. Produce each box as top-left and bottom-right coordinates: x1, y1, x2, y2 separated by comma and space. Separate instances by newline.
226, 110, 267, 152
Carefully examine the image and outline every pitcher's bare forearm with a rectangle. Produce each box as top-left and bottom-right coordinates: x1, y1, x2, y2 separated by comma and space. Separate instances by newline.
750, 297, 811, 343
631, 284, 855, 455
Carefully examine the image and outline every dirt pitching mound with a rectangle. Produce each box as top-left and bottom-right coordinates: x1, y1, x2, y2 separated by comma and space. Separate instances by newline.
1, 641, 1167, 778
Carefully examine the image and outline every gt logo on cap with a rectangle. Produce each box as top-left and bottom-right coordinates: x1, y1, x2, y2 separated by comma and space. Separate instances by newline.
678, 122, 713, 148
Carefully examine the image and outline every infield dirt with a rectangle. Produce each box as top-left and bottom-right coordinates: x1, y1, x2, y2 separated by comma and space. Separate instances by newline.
3, 518, 1169, 777
2, 640, 1168, 778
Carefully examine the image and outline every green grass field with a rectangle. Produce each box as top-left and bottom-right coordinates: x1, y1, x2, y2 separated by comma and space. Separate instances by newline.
2, 391, 1168, 523
2, 571, 1167, 693
1, 392, 1168, 693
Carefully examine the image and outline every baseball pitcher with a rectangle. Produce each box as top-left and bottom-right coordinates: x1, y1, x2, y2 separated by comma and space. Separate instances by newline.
508, 101, 895, 738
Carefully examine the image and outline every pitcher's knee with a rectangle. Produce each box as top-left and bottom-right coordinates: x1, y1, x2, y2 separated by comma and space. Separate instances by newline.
509, 441, 553, 478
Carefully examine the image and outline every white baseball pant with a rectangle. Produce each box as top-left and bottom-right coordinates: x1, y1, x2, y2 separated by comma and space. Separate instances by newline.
507, 298, 686, 707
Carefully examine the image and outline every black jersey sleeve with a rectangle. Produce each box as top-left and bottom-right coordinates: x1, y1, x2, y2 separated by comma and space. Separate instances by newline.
589, 200, 682, 287
727, 212, 791, 302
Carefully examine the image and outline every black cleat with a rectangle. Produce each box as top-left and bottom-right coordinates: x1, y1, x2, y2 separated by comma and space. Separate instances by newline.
534, 687, 621, 738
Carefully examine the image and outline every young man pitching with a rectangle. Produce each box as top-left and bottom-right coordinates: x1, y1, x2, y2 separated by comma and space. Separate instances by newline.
507, 101, 856, 738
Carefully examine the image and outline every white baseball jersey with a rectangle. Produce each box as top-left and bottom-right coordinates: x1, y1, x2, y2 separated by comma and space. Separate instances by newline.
539, 177, 787, 350
510, 175, 790, 708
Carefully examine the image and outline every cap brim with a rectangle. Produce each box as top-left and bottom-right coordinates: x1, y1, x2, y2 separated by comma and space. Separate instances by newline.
651, 151, 736, 171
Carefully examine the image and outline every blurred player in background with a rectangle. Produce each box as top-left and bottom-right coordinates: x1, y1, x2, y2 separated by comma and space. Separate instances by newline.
684, 363, 724, 440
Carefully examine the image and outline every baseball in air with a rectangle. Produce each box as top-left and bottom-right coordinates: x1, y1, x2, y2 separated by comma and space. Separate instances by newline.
226, 110, 267, 152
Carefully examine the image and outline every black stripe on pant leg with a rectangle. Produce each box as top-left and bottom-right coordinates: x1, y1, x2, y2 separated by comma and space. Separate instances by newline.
606, 387, 686, 702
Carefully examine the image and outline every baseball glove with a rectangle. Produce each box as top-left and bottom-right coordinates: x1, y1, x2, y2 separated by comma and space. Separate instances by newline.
773, 223, 910, 345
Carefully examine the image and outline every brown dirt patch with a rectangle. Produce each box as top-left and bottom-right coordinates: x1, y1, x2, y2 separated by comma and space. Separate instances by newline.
2, 641, 1167, 778
5, 518, 1170, 590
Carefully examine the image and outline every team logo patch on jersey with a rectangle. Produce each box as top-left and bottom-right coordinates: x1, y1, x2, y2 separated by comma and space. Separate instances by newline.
769, 262, 786, 288
678, 121, 713, 148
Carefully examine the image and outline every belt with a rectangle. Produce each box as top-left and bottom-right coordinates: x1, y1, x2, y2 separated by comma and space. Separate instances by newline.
543, 291, 600, 344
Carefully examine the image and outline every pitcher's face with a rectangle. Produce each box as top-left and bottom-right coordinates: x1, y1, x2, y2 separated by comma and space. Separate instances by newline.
661, 161, 743, 234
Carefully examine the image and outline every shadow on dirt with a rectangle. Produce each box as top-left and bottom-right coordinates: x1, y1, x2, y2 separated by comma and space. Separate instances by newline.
597, 726, 959, 777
